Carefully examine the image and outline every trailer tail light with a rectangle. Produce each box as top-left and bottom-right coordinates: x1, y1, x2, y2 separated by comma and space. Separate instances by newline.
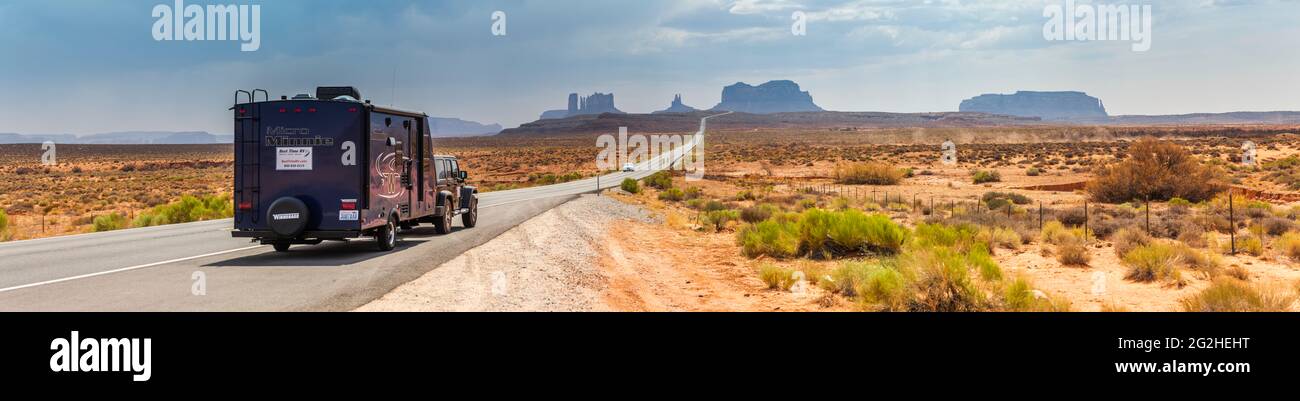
307, 107, 317, 113
238, 201, 253, 210
238, 108, 246, 115
293, 108, 302, 113
347, 107, 358, 113
341, 200, 357, 210
279, 108, 287, 113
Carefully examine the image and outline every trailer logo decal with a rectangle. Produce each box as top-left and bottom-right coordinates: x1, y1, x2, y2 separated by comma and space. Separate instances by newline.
265, 126, 334, 147
275, 147, 313, 170
375, 152, 406, 199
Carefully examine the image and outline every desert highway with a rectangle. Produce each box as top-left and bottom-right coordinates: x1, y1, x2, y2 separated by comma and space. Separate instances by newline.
0, 113, 728, 311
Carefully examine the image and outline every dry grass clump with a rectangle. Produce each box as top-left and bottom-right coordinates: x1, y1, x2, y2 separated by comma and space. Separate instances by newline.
1112, 227, 1151, 258
1180, 278, 1296, 312
1122, 242, 1185, 285
1278, 232, 1300, 261
758, 264, 799, 291
833, 162, 904, 185
1056, 242, 1092, 267
1087, 138, 1226, 203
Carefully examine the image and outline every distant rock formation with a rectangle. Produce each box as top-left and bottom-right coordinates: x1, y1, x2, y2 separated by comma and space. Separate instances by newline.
429, 117, 502, 137
710, 80, 823, 114
653, 94, 699, 114
0, 131, 229, 144
539, 92, 625, 120
959, 91, 1108, 120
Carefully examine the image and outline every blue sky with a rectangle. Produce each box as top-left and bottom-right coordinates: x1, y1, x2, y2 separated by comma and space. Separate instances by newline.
1, 0, 1298, 134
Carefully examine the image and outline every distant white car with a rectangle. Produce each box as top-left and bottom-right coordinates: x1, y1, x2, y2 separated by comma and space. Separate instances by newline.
622, 163, 636, 172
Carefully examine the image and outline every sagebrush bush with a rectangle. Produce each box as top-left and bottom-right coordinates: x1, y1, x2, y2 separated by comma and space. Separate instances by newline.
1041, 221, 1087, 245
1003, 276, 1071, 312
657, 188, 685, 202
620, 178, 640, 193
1180, 278, 1295, 312
701, 210, 740, 232
93, 212, 127, 232
852, 265, 908, 311
1123, 243, 1183, 284
131, 194, 233, 228
739, 203, 780, 223
644, 171, 673, 190
1087, 138, 1227, 203
833, 162, 905, 185
737, 220, 799, 258
758, 264, 798, 291
1260, 217, 1294, 237
901, 246, 987, 312
0, 209, 9, 241
967, 243, 1002, 281
971, 170, 1001, 184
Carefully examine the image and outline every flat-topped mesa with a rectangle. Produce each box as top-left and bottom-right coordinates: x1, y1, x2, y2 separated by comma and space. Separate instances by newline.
959, 91, 1108, 121
653, 94, 700, 114
711, 80, 823, 114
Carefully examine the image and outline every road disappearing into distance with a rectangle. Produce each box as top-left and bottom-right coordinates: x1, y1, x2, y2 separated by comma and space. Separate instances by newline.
0, 113, 730, 311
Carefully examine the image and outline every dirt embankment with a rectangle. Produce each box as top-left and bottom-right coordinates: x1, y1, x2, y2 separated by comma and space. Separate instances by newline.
356, 194, 828, 312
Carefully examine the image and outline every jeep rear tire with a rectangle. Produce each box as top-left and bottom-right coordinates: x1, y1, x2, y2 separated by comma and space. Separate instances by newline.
375, 218, 397, 251
462, 195, 478, 228
272, 241, 291, 252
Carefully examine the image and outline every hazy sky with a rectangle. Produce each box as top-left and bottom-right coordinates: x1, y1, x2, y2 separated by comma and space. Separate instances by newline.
2, 0, 1298, 134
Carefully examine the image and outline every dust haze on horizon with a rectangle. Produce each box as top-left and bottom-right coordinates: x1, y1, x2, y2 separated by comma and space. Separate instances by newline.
1, 0, 1298, 135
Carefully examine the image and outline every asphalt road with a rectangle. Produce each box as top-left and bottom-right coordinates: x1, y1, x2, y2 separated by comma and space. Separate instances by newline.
0, 113, 725, 311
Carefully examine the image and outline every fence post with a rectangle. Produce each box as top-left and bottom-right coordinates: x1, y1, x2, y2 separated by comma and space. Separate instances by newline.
1084, 201, 1089, 240
1038, 201, 1043, 230
1230, 188, 1236, 255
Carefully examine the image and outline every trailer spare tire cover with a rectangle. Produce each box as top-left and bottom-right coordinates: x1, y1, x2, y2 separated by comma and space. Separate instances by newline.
267, 197, 309, 238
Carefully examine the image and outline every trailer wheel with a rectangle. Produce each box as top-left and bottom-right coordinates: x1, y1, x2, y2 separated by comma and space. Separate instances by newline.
462, 196, 478, 228
272, 241, 291, 252
434, 210, 453, 234
375, 218, 397, 251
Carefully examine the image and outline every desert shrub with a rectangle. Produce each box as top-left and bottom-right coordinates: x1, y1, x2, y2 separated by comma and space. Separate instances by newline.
1041, 221, 1087, 245
833, 162, 904, 185
758, 264, 798, 291
1057, 242, 1091, 266
1279, 232, 1300, 261
701, 210, 740, 232
0, 209, 9, 240
978, 227, 1021, 251
900, 246, 987, 312
913, 223, 981, 252
734, 190, 757, 201
1112, 227, 1152, 258
852, 265, 909, 311
682, 186, 703, 200
1057, 208, 1088, 227
1225, 265, 1251, 281
644, 171, 673, 190
1003, 276, 1071, 312
1259, 217, 1294, 237
93, 212, 127, 232
822, 261, 875, 296
739, 203, 780, 223
982, 191, 1032, 206
1180, 278, 1295, 312
1087, 138, 1227, 203
799, 209, 907, 258
684, 199, 706, 210
1025, 167, 1041, 176
132, 194, 233, 228
1123, 243, 1183, 284
658, 188, 685, 202
620, 178, 640, 193
737, 220, 800, 258
1225, 235, 1265, 257
1169, 241, 1221, 274
971, 170, 1001, 184
796, 198, 817, 210
967, 243, 1002, 281
702, 200, 728, 212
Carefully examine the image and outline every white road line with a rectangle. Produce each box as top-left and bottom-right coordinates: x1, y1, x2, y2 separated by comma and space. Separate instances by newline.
0, 245, 263, 294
